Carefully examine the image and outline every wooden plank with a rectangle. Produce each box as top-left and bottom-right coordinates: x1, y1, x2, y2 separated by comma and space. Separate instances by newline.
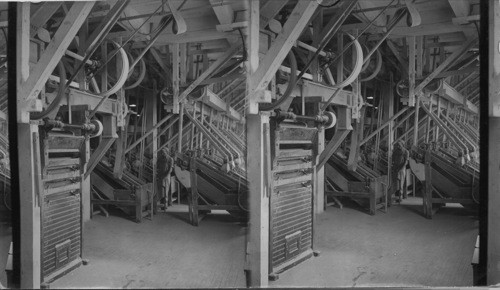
415, 37, 477, 96
19, 2, 95, 103
178, 45, 240, 103
387, 40, 408, 78
82, 0, 129, 52
85, 137, 116, 179
247, 0, 319, 113
172, 43, 180, 114
260, 0, 289, 29
316, 129, 351, 171
150, 47, 172, 85
408, 36, 416, 106
30, 2, 61, 37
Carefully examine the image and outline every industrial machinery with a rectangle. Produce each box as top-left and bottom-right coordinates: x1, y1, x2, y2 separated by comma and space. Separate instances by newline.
90, 162, 153, 223
267, 109, 336, 279
325, 154, 388, 215
176, 152, 248, 226
410, 145, 479, 218
37, 117, 102, 285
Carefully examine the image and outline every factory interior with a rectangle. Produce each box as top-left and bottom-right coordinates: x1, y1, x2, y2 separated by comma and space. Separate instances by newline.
1, 0, 499, 288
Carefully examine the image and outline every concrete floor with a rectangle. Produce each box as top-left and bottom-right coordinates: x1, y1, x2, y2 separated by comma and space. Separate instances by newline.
3, 196, 477, 288
270, 197, 478, 288
51, 205, 247, 288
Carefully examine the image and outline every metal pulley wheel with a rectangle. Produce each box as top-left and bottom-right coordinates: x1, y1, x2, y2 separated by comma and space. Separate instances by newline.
88, 119, 104, 138
124, 51, 146, 90
424, 79, 442, 94
160, 87, 173, 105
259, 50, 297, 111
31, 60, 67, 120
360, 48, 382, 82
86, 40, 130, 97
396, 79, 409, 97
323, 111, 337, 129
331, 33, 364, 89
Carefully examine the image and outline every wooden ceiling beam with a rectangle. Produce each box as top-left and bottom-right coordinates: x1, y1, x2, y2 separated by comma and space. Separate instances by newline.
414, 36, 477, 95
30, 2, 62, 36
259, 0, 289, 29
19, 2, 95, 103
248, 0, 319, 98
342, 22, 475, 38
150, 47, 173, 85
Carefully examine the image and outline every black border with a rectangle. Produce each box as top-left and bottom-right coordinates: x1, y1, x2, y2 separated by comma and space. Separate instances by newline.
7, 2, 20, 287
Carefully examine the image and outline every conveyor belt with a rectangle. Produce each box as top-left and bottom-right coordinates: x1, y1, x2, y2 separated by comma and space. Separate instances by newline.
324, 154, 387, 215
190, 156, 248, 218
427, 150, 479, 209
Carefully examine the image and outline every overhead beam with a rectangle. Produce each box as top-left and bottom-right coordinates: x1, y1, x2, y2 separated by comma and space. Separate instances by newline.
415, 37, 477, 96
259, 0, 289, 29
340, 22, 475, 38
29, 2, 62, 37
316, 129, 351, 171
436, 65, 477, 78
82, 0, 130, 52
247, 0, 319, 113
440, 81, 478, 114
178, 44, 240, 103
150, 47, 173, 84
19, 2, 95, 104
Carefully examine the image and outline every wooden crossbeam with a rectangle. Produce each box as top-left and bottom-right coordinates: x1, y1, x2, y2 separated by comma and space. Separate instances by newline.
387, 40, 408, 78
414, 37, 477, 96
260, 0, 289, 29
150, 47, 173, 84
19, 2, 95, 103
247, 0, 319, 112
82, 0, 129, 52
458, 75, 480, 94
125, 114, 175, 154
436, 66, 477, 78
316, 129, 351, 171
454, 72, 478, 90
178, 44, 240, 103
85, 137, 116, 179
30, 2, 62, 37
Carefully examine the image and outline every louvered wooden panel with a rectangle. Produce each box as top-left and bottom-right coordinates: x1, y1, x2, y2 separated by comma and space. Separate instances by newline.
270, 183, 312, 268
41, 190, 81, 278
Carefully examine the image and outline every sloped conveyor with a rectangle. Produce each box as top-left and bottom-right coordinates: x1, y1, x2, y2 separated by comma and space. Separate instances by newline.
177, 153, 248, 226
410, 147, 479, 218
325, 154, 388, 215
90, 162, 153, 222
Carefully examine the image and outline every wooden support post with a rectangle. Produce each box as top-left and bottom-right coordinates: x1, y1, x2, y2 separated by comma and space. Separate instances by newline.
180, 43, 187, 86
435, 96, 441, 142
315, 104, 325, 214
408, 36, 416, 107
423, 149, 433, 219
17, 4, 41, 287
150, 81, 158, 212
18, 1, 95, 122
172, 43, 180, 114
337, 33, 344, 83
245, 1, 269, 287
178, 103, 184, 153
412, 95, 421, 146
425, 95, 432, 143
247, 0, 319, 113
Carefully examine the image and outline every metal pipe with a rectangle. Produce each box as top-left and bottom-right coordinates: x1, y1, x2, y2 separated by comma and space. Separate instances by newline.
65, 50, 94, 66
296, 40, 329, 58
